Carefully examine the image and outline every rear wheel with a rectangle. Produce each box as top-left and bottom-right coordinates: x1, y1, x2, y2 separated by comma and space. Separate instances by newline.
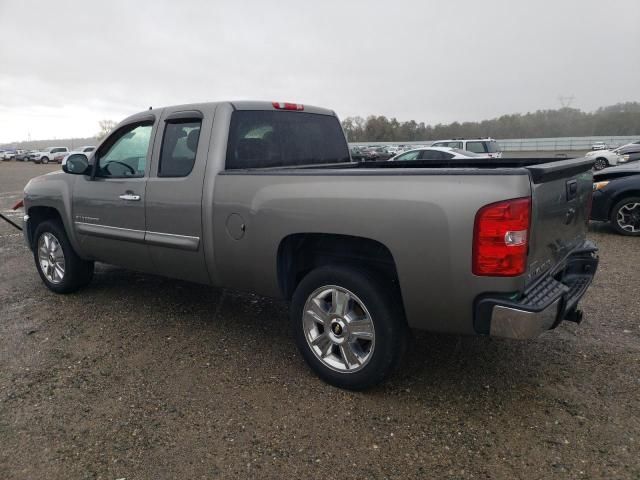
291, 265, 407, 390
611, 197, 640, 236
593, 157, 608, 170
33, 220, 94, 293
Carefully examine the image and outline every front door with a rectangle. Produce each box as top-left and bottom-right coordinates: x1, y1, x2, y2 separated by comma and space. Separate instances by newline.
72, 117, 156, 272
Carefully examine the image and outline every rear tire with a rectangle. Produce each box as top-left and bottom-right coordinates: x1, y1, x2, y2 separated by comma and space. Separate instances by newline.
33, 220, 94, 293
610, 197, 640, 236
290, 265, 407, 390
593, 157, 608, 170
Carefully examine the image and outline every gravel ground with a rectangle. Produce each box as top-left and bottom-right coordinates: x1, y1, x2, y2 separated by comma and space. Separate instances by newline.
0, 161, 638, 479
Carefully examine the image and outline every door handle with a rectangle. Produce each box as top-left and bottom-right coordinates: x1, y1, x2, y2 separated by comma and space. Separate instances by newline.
119, 193, 141, 201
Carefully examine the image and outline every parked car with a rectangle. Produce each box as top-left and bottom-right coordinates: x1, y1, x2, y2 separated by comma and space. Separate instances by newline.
58, 146, 96, 164
385, 145, 401, 156
15, 150, 32, 161
2, 149, 24, 160
53, 152, 68, 163
616, 144, 640, 165
389, 147, 488, 161
32, 147, 69, 164
362, 146, 394, 161
585, 148, 623, 170
591, 141, 608, 151
76, 145, 96, 154
21, 100, 598, 390
591, 163, 640, 235
349, 146, 368, 161
431, 138, 503, 158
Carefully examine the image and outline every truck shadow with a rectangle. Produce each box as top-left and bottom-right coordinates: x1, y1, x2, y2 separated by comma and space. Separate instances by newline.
84, 264, 576, 399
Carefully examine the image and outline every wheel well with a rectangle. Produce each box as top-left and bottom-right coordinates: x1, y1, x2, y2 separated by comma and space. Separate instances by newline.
277, 233, 401, 300
27, 206, 62, 248
609, 191, 640, 218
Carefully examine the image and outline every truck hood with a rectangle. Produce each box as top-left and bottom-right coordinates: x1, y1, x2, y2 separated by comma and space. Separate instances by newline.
24, 170, 66, 191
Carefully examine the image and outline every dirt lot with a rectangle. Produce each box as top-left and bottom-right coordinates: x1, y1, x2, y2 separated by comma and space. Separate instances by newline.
1, 161, 638, 479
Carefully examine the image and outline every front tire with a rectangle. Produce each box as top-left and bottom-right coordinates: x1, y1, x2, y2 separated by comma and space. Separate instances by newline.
290, 265, 407, 390
33, 220, 94, 293
594, 157, 608, 170
41, 156, 49, 164
611, 197, 640, 236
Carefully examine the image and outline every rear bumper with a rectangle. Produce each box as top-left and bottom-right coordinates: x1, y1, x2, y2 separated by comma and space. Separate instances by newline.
474, 240, 598, 339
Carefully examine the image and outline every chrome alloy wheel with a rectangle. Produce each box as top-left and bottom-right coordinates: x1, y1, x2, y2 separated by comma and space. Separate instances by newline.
617, 202, 640, 233
594, 158, 608, 170
38, 232, 65, 284
302, 285, 375, 373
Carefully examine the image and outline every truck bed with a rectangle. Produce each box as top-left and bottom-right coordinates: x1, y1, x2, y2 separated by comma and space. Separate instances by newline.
231, 156, 595, 184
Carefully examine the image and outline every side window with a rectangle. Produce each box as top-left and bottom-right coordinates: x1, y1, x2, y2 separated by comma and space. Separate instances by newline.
96, 122, 153, 178
419, 150, 442, 160
441, 151, 455, 160
396, 150, 421, 161
158, 120, 202, 177
466, 141, 486, 154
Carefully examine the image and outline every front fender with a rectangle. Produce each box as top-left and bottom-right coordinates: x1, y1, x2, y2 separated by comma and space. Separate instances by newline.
24, 172, 83, 256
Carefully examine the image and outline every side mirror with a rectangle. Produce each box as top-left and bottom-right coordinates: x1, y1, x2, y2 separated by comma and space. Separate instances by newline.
62, 153, 90, 175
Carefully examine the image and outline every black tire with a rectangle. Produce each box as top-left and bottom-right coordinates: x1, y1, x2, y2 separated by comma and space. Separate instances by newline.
33, 219, 94, 293
290, 265, 407, 390
41, 157, 49, 164
593, 157, 608, 170
610, 196, 640, 236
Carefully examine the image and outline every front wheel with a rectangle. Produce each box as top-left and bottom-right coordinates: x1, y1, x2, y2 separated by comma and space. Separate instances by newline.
41, 157, 49, 164
33, 220, 94, 293
611, 197, 640, 236
291, 265, 407, 390
593, 157, 608, 170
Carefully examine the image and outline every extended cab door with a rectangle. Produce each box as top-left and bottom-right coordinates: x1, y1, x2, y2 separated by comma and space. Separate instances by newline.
72, 115, 156, 272
144, 107, 213, 284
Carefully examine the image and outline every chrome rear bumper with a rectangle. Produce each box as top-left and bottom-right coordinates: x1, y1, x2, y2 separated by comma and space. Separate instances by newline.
490, 298, 561, 339
475, 240, 598, 340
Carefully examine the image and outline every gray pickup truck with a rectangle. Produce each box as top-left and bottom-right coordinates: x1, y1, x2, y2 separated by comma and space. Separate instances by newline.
21, 101, 598, 389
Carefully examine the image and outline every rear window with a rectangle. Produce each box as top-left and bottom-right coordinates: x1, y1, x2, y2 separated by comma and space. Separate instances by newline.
465, 141, 486, 154
225, 111, 350, 169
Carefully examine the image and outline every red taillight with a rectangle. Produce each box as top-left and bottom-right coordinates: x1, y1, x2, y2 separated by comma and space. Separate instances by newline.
473, 197, 531, 276
12, 199, 24, 210
272, 102, 304, 111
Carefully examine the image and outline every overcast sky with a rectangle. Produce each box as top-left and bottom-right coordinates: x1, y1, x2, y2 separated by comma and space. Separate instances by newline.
1, 0, 639, 143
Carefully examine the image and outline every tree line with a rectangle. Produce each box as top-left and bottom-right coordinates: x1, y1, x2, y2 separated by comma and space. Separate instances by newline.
341, 102, 640, 142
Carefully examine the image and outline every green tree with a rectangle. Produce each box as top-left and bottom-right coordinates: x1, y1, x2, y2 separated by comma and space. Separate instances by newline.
341, 102, 640, 142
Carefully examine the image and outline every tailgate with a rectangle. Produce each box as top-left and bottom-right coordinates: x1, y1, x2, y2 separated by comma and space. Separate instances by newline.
525, 157, 594, 286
